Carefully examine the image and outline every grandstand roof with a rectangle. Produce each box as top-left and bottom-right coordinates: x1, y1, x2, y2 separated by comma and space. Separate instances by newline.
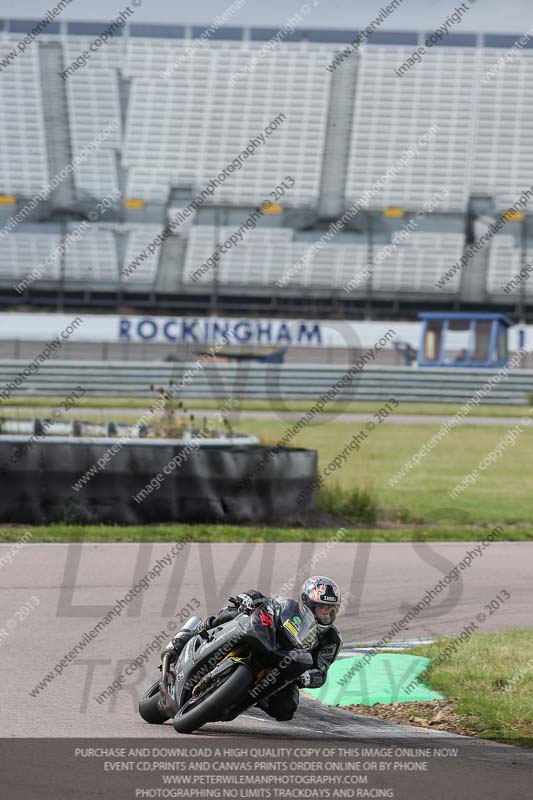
419, 312, 514, 325
1, 20, 532, 48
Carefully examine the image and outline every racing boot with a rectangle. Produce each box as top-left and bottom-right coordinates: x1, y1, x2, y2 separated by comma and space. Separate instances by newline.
161, 616, 215, 663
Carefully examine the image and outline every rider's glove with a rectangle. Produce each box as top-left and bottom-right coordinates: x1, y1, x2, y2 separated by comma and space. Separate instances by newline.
229, 590, 265, 614
297, 669, 325, 689
298, 670, 325, 689
298, 671, 313, 688
238, 594, 264, 613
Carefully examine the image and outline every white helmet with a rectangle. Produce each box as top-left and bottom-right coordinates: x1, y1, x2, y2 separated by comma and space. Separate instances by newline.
300, 576, 342, 632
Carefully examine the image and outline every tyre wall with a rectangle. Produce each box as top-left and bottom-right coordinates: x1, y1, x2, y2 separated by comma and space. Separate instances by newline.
0, 437, 317, 525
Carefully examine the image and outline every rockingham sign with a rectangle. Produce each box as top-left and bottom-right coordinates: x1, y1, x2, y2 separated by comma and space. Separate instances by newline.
1, 312, 529, 355
118, 317, 324, 346
0, 313, 413, 350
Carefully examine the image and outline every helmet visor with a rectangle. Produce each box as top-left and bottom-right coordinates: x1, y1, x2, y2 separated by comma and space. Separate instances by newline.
308, 602, 338, 624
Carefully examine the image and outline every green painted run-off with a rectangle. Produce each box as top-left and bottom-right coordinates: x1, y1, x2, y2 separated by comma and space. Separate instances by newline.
303, 654, 444, 706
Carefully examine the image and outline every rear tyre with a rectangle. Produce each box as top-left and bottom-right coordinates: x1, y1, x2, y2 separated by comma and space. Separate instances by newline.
173, 664, 253, 734
139, 678, 169, 724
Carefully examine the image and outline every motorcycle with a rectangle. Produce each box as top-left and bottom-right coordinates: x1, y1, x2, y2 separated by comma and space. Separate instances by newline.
138, 597, 317, 733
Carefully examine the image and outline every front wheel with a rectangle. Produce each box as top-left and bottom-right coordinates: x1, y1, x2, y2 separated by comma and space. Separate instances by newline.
139, 678, 169, 724
173, 663, 253, 734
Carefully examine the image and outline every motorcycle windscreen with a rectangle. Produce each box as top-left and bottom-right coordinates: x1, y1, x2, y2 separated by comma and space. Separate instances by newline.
276, 599, 317, 651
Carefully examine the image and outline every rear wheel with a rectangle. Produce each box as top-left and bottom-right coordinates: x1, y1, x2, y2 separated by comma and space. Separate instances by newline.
139, 678, 169, 724
173, 663, 253, 734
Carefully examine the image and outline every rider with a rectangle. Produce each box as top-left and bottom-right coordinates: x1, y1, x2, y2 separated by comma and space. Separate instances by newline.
162, 576, 342, 721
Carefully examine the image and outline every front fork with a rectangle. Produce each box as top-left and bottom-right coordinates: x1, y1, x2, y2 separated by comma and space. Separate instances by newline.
160, 654, 174, 704
161, 653, 171, 683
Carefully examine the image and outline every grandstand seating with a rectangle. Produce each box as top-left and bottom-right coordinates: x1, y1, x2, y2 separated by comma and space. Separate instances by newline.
487, 235, 533, 295
65, 69, 121, 199
474, 50, 533, 210
0, 232, 61, 282
123, 42, 331, 206
64, 223, 118, 282
1, 24, 533, 305
182, 226, 465, 292
122, 224, 164, 284
292, 241, 369, 290
61, 37, 123, 73
372, 233, 464, 293
0, 223, 159, 287
346, 46, 477, 212
183, 227, 294, 286
0, 36, 49, 197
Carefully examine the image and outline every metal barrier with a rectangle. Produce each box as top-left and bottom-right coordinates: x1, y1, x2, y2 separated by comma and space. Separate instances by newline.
1, 361, 532, 405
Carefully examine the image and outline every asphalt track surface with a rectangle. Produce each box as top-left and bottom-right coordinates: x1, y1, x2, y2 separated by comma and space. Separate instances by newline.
1, 541, 531, 734
205, 410, 533, 427
1, 541, 532, 798
8, 407, 528, 427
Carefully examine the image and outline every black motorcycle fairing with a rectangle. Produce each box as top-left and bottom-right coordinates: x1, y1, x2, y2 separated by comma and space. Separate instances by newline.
241, 597, 317, 660
272, 597, 318, 651
161, 615, 249, 717
155, 596, 318, 729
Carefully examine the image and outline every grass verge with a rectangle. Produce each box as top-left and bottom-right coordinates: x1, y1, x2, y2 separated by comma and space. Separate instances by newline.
403, 631, 533, 746
0, 396, 530, 418
251, 418, 533, 524
3, 401, 533, 526
1, 524, 532, 543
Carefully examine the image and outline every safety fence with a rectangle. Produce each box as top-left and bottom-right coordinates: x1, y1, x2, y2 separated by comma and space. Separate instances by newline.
1, 361, 533, 404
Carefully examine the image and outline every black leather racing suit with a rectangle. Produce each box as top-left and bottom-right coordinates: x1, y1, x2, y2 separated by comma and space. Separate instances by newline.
205, 589, 343, 721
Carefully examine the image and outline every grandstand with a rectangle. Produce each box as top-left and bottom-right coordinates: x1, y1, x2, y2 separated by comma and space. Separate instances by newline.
0, 21, 533, 318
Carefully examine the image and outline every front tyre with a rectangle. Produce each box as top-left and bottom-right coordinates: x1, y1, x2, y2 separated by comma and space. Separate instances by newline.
173, 664, 253, 734
139, 678, 169, 724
